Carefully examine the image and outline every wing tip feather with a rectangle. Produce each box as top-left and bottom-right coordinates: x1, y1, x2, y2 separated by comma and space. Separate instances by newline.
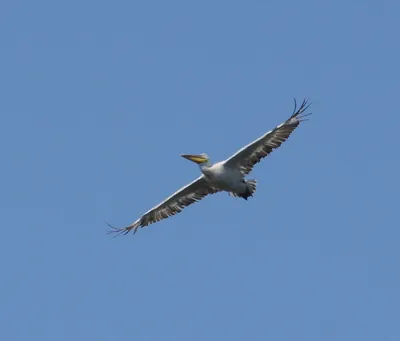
106, 220, 141, 237
289, 97, 312, 123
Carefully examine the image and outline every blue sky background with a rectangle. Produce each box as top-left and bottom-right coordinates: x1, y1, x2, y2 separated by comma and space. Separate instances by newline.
1, 0, 399, 340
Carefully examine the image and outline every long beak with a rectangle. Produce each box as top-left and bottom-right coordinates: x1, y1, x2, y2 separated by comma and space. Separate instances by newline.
181, 154, 207, 164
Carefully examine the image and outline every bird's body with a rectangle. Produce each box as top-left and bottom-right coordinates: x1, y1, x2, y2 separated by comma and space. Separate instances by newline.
109, 99, 311, 235
200, 161, 247, 195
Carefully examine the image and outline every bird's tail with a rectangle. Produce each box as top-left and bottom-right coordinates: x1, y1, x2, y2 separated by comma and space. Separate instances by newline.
245, 179, 257, 197
230, 179, 257, 200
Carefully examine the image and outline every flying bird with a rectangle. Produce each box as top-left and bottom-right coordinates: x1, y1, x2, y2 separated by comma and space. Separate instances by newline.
108, 99, 311, 235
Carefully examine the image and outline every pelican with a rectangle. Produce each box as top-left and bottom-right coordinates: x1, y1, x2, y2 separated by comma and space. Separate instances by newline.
109, 99, 311, 235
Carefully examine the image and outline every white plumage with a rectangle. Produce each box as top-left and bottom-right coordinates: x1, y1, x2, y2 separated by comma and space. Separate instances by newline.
108, 99, 311, 235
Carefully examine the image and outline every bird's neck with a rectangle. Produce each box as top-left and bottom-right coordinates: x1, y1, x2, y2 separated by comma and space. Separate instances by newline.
198, 161, 212, 172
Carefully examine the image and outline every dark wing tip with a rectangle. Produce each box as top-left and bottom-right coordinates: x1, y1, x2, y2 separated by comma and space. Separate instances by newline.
106, 221, 140, 237
290, 97, 312, 122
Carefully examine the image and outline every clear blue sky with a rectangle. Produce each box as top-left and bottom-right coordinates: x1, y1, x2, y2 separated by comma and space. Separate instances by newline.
1, 0, 399, 340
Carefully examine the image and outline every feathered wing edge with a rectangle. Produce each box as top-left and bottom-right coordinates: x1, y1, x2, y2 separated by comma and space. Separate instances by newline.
107, 176, 220, 236
224, 98, 312, 176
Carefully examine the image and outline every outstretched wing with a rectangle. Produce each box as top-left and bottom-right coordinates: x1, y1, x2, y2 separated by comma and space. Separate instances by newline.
224, 98, 311, 176
108, 175, 220, 236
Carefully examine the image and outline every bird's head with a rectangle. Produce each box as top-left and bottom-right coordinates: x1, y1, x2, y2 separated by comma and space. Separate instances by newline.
180, 153, 210, 165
